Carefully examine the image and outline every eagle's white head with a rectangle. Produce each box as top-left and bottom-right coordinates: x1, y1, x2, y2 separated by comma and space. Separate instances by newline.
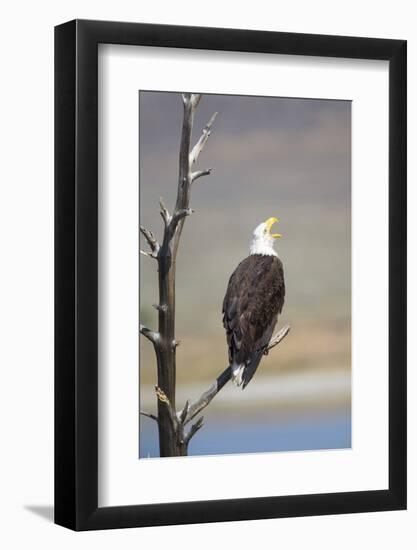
249, 217, 282, 257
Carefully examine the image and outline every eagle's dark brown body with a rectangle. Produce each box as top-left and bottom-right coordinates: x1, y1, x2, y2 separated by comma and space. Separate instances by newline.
222, 254, 285, 388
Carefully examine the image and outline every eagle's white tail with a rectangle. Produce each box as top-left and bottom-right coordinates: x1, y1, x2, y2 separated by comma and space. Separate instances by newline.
231, 364, 245, 388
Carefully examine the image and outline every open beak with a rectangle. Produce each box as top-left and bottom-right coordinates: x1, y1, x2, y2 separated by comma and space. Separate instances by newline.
265, 216, 282, 239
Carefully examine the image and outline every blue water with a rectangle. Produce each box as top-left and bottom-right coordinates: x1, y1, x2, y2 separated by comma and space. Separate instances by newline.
139, 410, 351, 458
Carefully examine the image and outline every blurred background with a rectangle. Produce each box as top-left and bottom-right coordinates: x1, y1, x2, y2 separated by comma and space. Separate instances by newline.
139, 91, 351, 458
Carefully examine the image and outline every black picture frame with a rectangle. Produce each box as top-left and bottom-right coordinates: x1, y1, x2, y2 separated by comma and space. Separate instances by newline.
55, 19, 407, 531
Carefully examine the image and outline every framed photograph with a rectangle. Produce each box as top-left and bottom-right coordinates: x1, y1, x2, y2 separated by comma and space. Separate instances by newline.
55, 19, 406, 530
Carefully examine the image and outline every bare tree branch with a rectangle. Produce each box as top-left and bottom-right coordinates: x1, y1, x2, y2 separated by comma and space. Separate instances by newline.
179, 400, 190, 424
190, 93, 202, 108
159, 197, 171, 226
140, 225, 160, 256
152, 303, 167, 313
191, 168, 213, 182
167, 96, 197, 261
140, 249, 158, 260
141, 94, 220, 456
190, 112, 218, 165
170, 208, 194, 231
172, 338, 181, 349
140, 410, 158, 422
139, 324, 160, 345
181, 368, 231, 426
264, 324, 291, 353
181, 325, 291, 425
141, 93, 201, 456
185, 416, 204, 444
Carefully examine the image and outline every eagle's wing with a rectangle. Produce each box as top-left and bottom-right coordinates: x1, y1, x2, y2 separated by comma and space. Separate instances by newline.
222, 255, 285, 388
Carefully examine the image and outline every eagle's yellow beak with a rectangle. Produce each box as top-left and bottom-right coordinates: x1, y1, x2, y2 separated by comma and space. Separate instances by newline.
265, 216, 282, 239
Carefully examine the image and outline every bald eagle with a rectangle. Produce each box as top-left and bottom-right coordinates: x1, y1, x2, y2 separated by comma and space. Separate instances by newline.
223, 217, 285, 389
